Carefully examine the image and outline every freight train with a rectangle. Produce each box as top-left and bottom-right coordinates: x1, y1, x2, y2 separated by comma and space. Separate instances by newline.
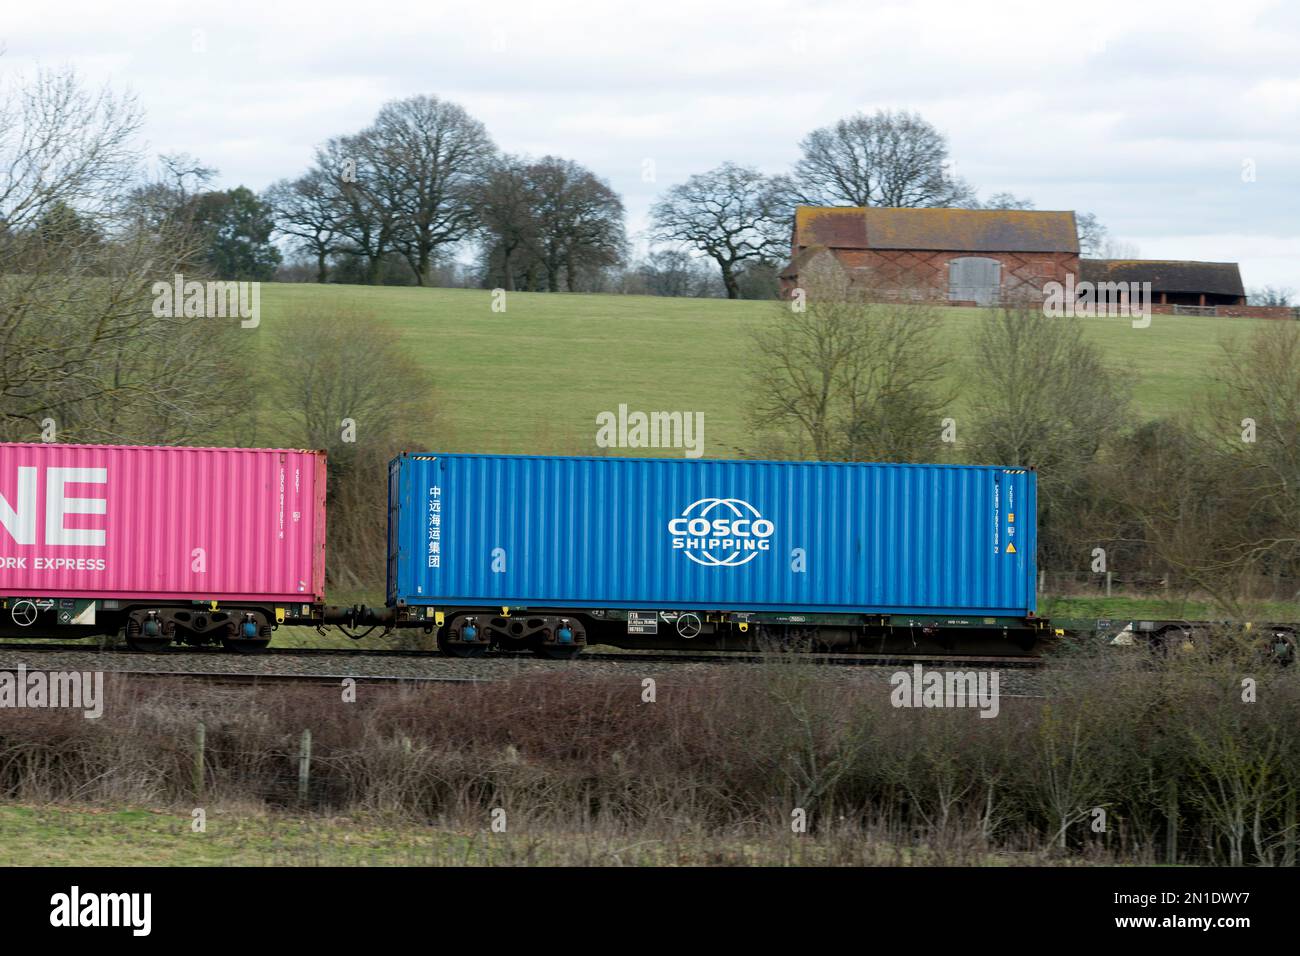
0, 443, 1294, 659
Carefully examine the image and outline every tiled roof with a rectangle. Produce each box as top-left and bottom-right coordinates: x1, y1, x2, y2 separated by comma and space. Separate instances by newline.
1080, 259, 1244, 296
794, 206, 1080, 253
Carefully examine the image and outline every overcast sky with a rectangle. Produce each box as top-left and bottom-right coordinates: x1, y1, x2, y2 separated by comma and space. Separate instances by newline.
5, 0, 1298, 286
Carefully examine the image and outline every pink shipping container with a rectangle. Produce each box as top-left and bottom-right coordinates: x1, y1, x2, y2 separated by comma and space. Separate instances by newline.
0, 443, 327, 603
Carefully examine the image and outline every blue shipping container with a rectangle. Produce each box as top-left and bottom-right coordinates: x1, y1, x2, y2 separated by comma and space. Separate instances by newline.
387, 453, 1037, 618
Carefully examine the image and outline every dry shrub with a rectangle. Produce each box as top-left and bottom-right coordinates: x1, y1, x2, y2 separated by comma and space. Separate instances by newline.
267, 304, 441, 592
0, 646, 1296, 864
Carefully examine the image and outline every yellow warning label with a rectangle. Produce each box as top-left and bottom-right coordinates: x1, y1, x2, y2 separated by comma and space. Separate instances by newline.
1006, 542, 1017, 554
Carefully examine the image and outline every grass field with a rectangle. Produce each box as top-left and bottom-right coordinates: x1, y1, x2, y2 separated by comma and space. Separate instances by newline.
0, 803, 1052, 866
261, 284, 1276, 458
1038, 594, 1300, 622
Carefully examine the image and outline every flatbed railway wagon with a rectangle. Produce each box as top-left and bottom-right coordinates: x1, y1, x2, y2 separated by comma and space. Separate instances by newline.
386, 453, 1053, 657
0, 442, 329, 650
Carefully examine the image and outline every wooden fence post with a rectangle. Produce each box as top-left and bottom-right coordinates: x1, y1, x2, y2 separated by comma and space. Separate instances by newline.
1165, 778, 1178, 865
193, 722, 205, 800
1285, 790, 1297, 868
298, 729, 312, 804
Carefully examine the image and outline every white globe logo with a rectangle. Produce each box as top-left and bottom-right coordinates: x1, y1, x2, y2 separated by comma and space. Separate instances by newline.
669, 497, 774, 567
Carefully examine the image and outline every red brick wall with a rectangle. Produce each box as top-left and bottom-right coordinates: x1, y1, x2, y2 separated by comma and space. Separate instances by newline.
783, 247, 1079, 301
780, 249, 1291, 318
1149, 304, 1299, 319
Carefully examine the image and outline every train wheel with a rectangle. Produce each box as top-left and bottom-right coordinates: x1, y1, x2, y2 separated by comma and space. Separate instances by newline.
436, 622, 488, 658
125, 619, 171, 652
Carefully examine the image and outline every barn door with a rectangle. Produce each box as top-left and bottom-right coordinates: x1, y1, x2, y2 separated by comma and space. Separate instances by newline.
949, 257, 1001, 306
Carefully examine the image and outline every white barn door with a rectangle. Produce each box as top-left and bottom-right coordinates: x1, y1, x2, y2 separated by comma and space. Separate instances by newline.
949, 257, 1002, 306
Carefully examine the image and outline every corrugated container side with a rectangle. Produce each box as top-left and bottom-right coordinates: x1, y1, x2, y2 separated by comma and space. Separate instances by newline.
0, 443, 327, 603
388, 453, 1036, 617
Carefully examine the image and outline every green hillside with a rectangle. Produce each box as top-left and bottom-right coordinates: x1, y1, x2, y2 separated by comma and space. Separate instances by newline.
262, 283, 1271, 457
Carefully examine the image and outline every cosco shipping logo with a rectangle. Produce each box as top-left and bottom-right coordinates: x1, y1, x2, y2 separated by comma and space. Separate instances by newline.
667, 498, 774, 567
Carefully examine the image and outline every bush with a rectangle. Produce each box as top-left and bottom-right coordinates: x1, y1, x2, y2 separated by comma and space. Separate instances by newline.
1, 647, 1296, 865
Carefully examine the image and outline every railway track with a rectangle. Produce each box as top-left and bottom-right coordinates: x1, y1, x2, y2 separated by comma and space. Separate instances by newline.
91, 669, 489, 687
0, 641, 1047, 669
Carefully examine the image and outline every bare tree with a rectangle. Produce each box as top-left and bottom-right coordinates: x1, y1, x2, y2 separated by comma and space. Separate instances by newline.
368, 95, 495, 285
526, 156, 625, 292
0, 66, 244, 444
1204, 322, 1300, 587
316, 133, 401, 285
1075, 212, 1140, 259
631, 247, 721, 297
278, 95, 496, 286
976, 192, 1035, 210
123, 152, 214, 221
474, 155, 537, 291
1247, 286, 1295, 307
1096, 329, 1298, 611
748, 270, 951, 461
0, 67, 141, 230
651, 162, 784, 299
1075, 212, 1107, 258
1102, 324, 1299, 612
269, 305, 440, 590
964, 307, 1132, 566
1102, 417, 1259, 612
787, 110, 975, 209
266, 169, 345, 283
474, 154, 625, 292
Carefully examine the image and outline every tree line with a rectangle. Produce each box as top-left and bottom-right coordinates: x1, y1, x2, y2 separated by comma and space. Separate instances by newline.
8, 72, 1124, 299
263, 96, 630, 291
266, 102, 1121, 298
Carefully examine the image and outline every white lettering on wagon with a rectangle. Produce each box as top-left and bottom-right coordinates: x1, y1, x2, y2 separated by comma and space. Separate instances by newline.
0, 466, 107, 547
0, 557, 106, 571
668, 498, 774, 567
428, 486, 441, 569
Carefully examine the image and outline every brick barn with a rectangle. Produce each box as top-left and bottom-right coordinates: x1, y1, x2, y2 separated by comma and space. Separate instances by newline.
1079, 259, 1245, 308
779, 206, 1080, 305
